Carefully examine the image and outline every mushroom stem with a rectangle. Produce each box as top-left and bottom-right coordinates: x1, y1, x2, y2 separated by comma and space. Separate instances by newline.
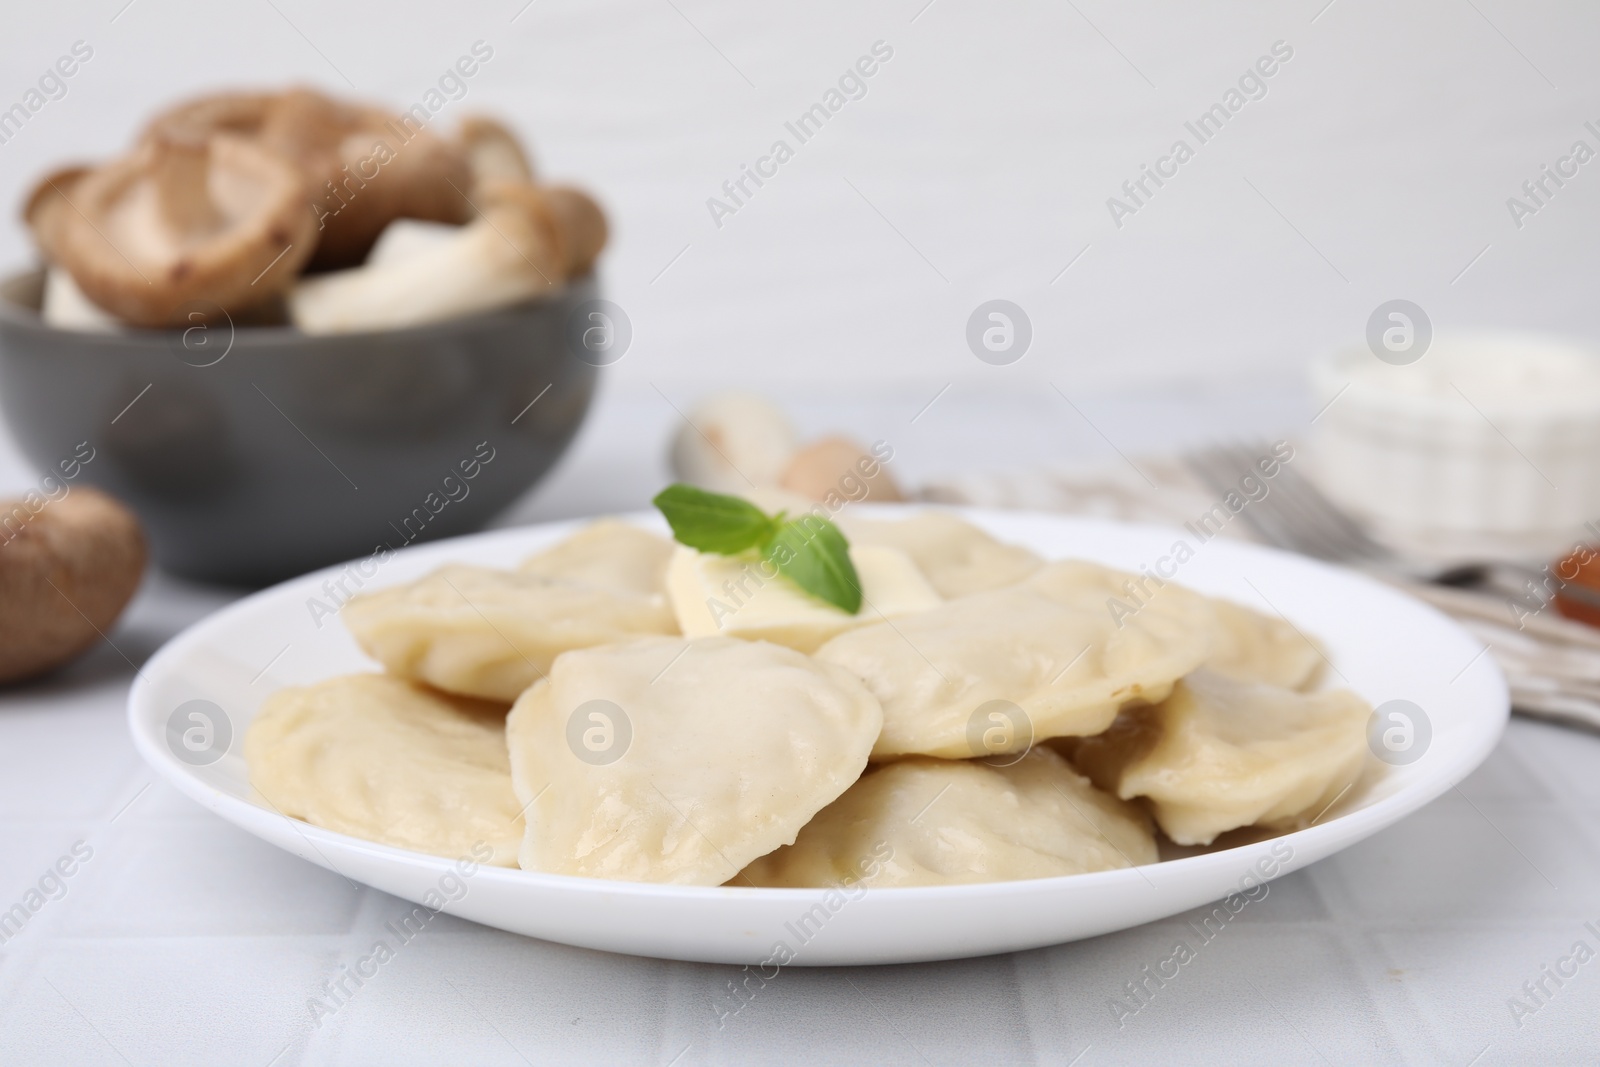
42, 267, 120, 332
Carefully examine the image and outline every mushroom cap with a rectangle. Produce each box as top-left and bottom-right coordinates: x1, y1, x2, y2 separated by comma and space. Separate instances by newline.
459, 115, 536, 188
142, 90, 278, 143
0, 487, 146, 686
335, 120, 473, 252
258, 87, 473, 269
144, 87, 478, 270
21, 164, 92, 263
541, 185, 607, 277
48, 132, 317, 327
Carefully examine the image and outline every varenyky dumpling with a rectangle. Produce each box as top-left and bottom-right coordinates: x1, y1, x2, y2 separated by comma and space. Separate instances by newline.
839, 511, 1044, 598
815, 560, 1213, 759
519, 519, 675, 599
507, 636, 882, 885
342, 563, 678, 703
244, 674, 523, 865
741, 747, 1156, 888
665, 542, 942, 653
1205, 597, 1322, 691
1069, 668, 1372, 846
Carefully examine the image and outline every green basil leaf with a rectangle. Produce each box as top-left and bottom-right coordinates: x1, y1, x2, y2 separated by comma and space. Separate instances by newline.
652, 484, 776, 555
766, 515, 862, 614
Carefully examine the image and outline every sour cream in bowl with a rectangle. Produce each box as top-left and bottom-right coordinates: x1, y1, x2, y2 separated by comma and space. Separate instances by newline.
1310, 332, 1600, 563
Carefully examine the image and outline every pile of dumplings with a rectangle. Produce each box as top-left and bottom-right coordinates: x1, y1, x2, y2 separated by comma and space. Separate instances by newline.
245, 505, 1375, 888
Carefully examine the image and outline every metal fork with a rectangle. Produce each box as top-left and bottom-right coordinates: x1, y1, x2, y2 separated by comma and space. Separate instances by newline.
1184, 442, 1562, 598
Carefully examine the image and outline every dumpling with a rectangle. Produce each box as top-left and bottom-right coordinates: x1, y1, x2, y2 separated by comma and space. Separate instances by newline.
519, 519, 675, 599
839, 511, 1043, 598
507, 636, 882, 885
244, 674, 522, 866
342, 564, 678, 702
1069, 669, 1372, 846
1205, 597, 1322, 691
665, 543, 942, 653
741, 747, 1157, 888
815, 560, 1213, 760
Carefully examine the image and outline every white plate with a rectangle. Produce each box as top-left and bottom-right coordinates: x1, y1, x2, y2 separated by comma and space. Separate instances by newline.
128, 508, 1508, 966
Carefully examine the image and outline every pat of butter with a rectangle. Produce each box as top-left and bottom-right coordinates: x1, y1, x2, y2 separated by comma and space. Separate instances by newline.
666, 544, 941, 653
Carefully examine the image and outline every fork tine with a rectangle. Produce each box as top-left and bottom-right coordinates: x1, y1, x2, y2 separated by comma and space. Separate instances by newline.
1186, 442, 1388, 565
1240, 444, 1387, 563
1260, 452, 1390, 562
1228, 451, 1356, 559
1220, 443, 1373, 560
1188, 447, 1328, 558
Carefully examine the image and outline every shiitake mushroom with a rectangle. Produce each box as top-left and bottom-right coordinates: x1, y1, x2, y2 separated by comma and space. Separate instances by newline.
0, 488, 146, 685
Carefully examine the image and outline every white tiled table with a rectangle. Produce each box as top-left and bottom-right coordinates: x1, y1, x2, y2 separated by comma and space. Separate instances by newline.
1, 380, 1596, 1066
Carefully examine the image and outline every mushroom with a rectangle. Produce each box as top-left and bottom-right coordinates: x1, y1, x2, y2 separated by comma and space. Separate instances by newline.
144, 87, 476, 271
0, 487, 146, 686
40, 132, 317, 326
459, 115, 535, 188
781, 436, 904, 503
288, 179, 565, 334
542, 186, 608, 277
21, 163, 91, 264
21, 88, 603, 331
670, 391, 800, 494
457, 119, 605, 275
142, 90, 277, 143
249, 88, 472, 270
23, 167, 122, 330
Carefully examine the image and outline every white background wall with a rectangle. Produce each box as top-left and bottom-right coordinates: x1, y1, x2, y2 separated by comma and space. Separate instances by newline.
3, 0, 1599, 398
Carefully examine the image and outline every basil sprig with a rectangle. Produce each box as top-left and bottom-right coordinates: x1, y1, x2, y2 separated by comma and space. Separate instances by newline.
652, 484, 863, 614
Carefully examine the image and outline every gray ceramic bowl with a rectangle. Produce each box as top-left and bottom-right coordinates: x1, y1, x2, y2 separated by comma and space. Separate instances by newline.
0, 269, 602, 584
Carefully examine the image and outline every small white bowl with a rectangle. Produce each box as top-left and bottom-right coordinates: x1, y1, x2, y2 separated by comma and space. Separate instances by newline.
1310, 333, 1600, 564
